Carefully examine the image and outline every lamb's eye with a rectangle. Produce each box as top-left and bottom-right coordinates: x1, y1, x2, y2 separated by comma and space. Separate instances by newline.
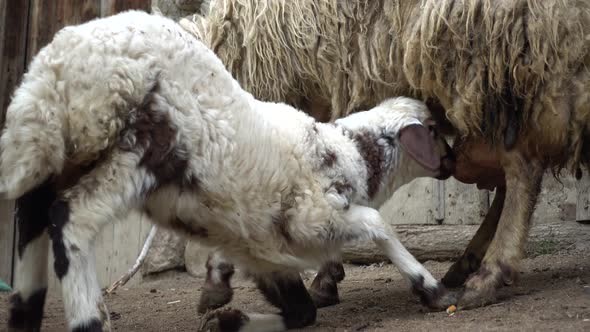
382, 134, 395, 146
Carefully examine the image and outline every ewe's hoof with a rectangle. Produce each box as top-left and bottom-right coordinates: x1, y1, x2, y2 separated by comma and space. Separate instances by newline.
442, 261, 472, 289
198, 307, 249, 332
456, 267, 501, 309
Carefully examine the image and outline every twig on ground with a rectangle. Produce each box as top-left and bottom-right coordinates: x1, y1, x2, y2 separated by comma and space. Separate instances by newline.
105, 225, 158, 295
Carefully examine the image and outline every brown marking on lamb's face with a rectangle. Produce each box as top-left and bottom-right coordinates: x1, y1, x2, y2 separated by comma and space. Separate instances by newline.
332, 180, 353, 195
119, 81, 190, 186
352, 131, 384, 199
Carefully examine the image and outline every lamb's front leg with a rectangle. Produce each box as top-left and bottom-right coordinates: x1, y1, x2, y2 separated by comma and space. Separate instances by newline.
198, 251, 235, 314
458, 153, 543, 309
199, 271, 316, 332
342, 205, 457, 310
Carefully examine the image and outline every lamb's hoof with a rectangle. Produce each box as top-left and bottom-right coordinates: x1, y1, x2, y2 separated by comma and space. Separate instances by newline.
198, 285, 234, 314
198, 307, 249, 332
411, 276, 458, 311
308, 287, 340, 308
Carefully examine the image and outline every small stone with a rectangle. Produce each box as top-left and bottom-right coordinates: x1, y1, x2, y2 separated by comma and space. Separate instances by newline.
142, 228, 187, 276
150, 289, 157, 293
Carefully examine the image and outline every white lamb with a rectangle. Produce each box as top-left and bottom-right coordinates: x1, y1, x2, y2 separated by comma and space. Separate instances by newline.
3, 11, 456, 332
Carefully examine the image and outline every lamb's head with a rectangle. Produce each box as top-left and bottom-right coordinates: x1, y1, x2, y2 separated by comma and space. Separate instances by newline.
336, 97, 455, 203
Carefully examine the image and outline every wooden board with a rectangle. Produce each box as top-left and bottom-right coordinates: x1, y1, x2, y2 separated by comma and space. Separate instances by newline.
342, 220, 590, 264
0, 0, 31, 287
0, 200, 15, 284
103, 0, 151, 15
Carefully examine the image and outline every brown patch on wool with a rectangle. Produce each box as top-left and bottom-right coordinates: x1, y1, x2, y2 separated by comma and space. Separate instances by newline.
119, 81, 190, 186
352, 131, 384, 199
321, 149, 337, 168
273, 190, 298, 242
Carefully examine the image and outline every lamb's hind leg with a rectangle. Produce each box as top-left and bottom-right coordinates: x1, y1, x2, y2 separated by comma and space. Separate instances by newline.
442, 186, 506, 288
197, 251, 344, 312
458, 153, 543, 308
342, 204, 457, 310
198, 251, 235, 314
8, 182, 56, 331
48, 152, 148, 331
199, 270, 316, 332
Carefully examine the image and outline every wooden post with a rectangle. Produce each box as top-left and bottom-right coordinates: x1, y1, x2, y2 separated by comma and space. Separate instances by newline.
0, 0, 31, 286
103, 0, 151, 15
576, 169, 590, 222
478, 190, 490, 218
434, 179, 445, 224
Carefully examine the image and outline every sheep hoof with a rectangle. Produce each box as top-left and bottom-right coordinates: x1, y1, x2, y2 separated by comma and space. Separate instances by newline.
308, 287, 340, 308
442, 260, 474, 288
457, 268, 500, 309
198, 285, 234, 314
198, 307, 249, 332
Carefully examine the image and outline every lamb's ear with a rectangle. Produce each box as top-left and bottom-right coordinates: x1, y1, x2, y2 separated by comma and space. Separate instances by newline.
398, 124, 440, 171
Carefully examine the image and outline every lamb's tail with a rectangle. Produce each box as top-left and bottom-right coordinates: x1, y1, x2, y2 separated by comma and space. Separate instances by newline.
0, 65, 66, 200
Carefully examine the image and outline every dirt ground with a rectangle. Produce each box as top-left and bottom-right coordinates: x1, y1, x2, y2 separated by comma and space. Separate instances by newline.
1, 252, 589, 331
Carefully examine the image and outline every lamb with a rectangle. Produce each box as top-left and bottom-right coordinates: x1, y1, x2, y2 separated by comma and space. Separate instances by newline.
4, 11, 458, 332
180, 0, 590, 309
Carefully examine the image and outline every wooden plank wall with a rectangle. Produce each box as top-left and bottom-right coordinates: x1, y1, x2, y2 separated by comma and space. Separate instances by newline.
0, 0, 152, 289
0, 0, 30, 286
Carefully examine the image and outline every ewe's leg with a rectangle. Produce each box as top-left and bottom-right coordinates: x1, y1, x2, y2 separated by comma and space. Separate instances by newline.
49, 152, 148, 331
342, 205, 456, 309
458, 153, 543, 308
308, 260, 345, 308
442, 186, 506, 288
9, 183, 56, 331
198, 251, 235, 314
199, 271, 316, 332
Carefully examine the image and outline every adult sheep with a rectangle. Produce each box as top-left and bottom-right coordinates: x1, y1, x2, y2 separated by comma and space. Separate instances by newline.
180, 0, 590, 309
